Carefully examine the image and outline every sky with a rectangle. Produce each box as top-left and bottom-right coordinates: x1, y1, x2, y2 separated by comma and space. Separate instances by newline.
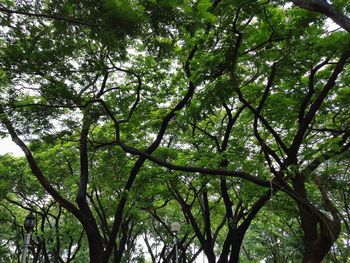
0, 137, 23, 156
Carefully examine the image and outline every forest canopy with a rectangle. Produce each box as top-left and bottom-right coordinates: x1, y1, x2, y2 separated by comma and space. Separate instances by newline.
0, 0, 349, 262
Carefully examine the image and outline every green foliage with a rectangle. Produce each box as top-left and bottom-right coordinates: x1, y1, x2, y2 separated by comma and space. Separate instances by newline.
103, 0, 146, 35
0, 0, 349, 261
197, 0, 216, 23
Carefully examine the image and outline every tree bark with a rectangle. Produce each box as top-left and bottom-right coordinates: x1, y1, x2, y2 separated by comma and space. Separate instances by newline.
293, 176, 341, 263
292, 0, 350, 32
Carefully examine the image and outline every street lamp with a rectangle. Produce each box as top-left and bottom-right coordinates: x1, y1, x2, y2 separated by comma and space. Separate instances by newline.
22, 211, 35, 263
171, 222, 180, 263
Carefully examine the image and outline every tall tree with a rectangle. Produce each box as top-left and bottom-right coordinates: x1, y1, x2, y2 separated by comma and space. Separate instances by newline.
1, 0, 349, 262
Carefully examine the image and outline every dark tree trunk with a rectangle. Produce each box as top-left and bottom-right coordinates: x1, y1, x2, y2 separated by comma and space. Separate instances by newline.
218, 177, 272, 263
218, 228, 244, 263
229, 235, 244, 263
297, 203, 340, 263
293, 177, 341, 263
85, 229, 105, 263
205, 246, 216, 263
299, 211, 338, 262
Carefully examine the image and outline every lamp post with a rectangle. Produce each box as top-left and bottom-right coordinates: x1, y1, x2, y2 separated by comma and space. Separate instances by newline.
171, 222, 180, 263
22, 211, 35, 263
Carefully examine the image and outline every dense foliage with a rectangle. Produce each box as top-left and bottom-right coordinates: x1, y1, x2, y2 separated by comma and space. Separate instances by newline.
0, 0, 349, 262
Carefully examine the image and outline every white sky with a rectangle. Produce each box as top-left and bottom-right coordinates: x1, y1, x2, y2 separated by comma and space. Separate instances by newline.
0, 137, 23, 156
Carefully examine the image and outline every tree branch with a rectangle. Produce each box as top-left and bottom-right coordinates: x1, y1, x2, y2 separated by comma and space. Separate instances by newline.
291, 0, 350, 32
0, 105, 82, 221
0, 5, 98, 28
120, 143, 272, 188
289, 51, 350, 161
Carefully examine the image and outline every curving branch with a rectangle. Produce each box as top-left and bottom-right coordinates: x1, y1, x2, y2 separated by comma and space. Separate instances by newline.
291, 0, 350, 32
221, 104, 245, 152
0, 4, 98, 28
102, 45, 199, 261
107, 58, 143, 124
289, 50, 350, 161
0, 105, 82, 221
252, 63, 285, 168
120, 142, 272, 188
235, 87, 289, 156
190, 122, 221, 151
298, 59, 330, 124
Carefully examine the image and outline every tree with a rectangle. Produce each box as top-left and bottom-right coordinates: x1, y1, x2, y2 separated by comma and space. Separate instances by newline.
0, 0, 349, 262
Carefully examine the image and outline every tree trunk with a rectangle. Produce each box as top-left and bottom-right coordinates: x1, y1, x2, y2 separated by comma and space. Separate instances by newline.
293, 177, 341, 263
86, 231, 104, 263
206, 251, 216, 263
228, 233, 244, 263
300, 209, 340, 263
